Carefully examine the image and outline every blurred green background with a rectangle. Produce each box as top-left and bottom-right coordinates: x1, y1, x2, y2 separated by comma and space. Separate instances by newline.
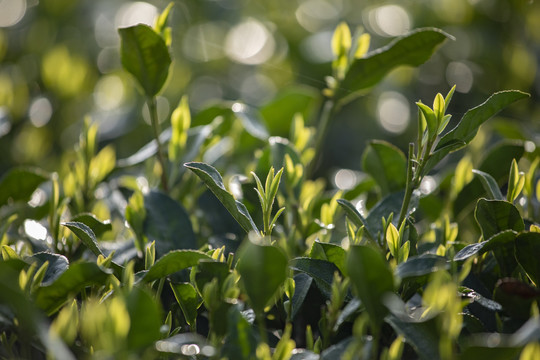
0, 0, 538, 181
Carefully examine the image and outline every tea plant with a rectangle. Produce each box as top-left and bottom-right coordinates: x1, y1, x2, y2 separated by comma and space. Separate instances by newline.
1, 3, 540, 360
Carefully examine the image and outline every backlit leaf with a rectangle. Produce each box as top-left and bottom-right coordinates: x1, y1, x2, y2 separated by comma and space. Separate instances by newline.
119, 24, 171, 97
144, 250, 212, 282
236, 241, 288, 314
425, 91, 529, 175
335, 28, 452, 104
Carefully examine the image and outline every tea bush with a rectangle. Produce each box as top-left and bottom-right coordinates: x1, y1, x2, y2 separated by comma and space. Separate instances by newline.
1, 2, 540, 360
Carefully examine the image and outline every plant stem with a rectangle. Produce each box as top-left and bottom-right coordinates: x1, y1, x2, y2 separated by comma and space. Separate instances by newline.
398, 144, 415, 225
308, 98, 335, 178
148, 96, 169, 193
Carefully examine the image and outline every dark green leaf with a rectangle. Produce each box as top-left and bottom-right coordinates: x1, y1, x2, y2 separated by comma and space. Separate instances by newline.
0, 261, 76, 359
194, 260, 231, 294
472, 170, 504, 200
454, 236, 499, 261
460, 287, 502, 311
70, 213, 112, 238
336, 199, 375, 241
125, 286, 162, 349
395, 254, 448, 279
515, 232, 540, 286
143, 190, 197, 257
170, 282, 202, 327
290, 257, 341, 300
386, 314, 440, 360
119, 24, 171, 97
347, 245, 393, 327
362, 140, 407, 196
366, 191, 417, 238
185, 162, 259, 234
309, 241, 347, 275
28, 252, 69, 286
221, 306, 259, 359
336, 28, 452, 103
336, 298, 362, 330
236, 241, 288, 314
493, 278, 540, 319
425, 91, 529, 175
474, 199, 524, 240
290, 273, 313, 321
62, 221, 103, 257
144, 250, 212, 282
320, 337, 355, 360
0, 167, 49, 206
35, 262, 111, 315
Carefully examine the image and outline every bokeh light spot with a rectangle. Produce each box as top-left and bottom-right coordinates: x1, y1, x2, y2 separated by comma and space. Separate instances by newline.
295, 0, 341, 33
182, 22, 226, 62
446, 61, 473, 93
94, 75, 125, 111
334, 169, 358, 190
24, 219, 47, 241
240, 73, 276, 105
29, 96, 53, 127
367, 5, 411, 37
300, 31, 333, 63
377, 91, 410, 134
0, 0, 27, 28
115, 1, 158, 28
225, 19, 275, 65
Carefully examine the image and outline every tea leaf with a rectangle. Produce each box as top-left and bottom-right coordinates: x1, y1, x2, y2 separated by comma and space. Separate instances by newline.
170, 282, 201, 327
335, 28, 452, 104
425, 90, 529, 175
0, 167, 49, 206
309, 241, 347, 276
119, 24, 171, 97
144, 250, 212, 282
515, 232, 540, 286
35, 262, 111, 315
290, 273, 313, 321
395, 254, 448, 279
185, 162, 259, 234
62, 221, 103, 257
337, 199, 375, 241
236, 241, 288, 314
386, 315, 441, 360
143, 190, 197, 257
473, 170, 505, 200
125, 287, 162, 349
347, 245, 393, 328
290, 257, 342, 300
28, 252, 69, 286
70, 213, 112, 238
474, 199, 524, 240
221, 306, 259, 359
